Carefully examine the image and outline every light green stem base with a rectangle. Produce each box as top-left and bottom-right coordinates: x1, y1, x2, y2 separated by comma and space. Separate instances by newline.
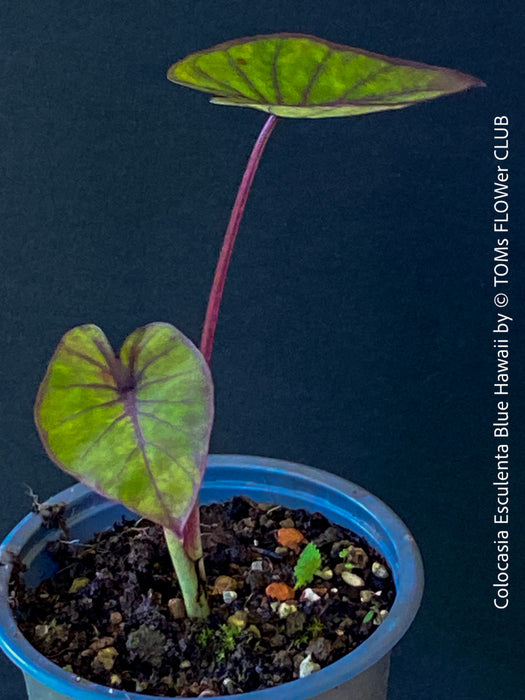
164, 528, 210, 619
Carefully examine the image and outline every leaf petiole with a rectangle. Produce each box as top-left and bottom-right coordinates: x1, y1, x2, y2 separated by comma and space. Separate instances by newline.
164, 526, 209, 619
200, 113, 279, 364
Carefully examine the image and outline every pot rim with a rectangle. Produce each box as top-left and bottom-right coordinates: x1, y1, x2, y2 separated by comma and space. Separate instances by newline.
0, 454, 424, 699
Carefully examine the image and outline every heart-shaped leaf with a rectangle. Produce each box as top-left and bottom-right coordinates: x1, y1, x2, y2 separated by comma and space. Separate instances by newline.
34, 323, 213, 537
168, 33, 484, 118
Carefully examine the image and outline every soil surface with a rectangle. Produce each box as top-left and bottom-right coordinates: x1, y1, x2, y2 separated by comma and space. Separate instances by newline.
10, 497, 396, 697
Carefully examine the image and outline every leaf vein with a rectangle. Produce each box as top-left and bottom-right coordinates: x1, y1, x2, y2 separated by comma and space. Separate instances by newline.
127, 330, 146, 377
114, 446, 141, 482
138, 370, 195, 391
143, 440, 197, 486
134, 346, 174, 383
225, 52, 267, 102
126, 403, 177, 530
192, 62, 247, 100
272, 41, 283, 105
341, 86, 440, 103
80, 412, 129, 462
61, 346, 107, 371
339, 64, 398, 100
137, 410, 176, 430
136, 398, 196, 406
55, 382, 117, 392
301, 47, 333, 105
57, 398, 123, 425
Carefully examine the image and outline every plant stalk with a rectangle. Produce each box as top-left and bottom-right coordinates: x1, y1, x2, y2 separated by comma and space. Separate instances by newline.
200, 113, 279, 364
164, 508, 209, 618
171, 115, 279, 618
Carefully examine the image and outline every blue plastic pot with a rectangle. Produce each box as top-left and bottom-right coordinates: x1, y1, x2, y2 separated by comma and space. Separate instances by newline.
0, 455, 424, 699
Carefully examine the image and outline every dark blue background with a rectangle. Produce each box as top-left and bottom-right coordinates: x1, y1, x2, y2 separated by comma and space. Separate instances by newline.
1, 2, 523, 698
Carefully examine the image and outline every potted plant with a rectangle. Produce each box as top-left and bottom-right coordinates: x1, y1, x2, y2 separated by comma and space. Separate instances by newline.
0, 34, 483, 700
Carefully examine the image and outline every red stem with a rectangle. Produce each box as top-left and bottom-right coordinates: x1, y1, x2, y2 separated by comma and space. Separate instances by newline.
184, 115, 279, 568
200, 114, 279, 364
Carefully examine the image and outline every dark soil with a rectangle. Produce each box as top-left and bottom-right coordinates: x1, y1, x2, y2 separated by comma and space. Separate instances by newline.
10, 497, 396, 697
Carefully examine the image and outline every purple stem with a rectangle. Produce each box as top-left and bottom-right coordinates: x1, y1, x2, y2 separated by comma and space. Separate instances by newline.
200, 114, 279, 364
183, 115, 279, 565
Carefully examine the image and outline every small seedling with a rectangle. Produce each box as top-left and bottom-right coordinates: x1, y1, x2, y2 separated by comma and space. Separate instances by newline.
216, 624, 241, 661
294, 543, 322, 589
294, 618, 324, 647
197, 626, 214, 648
198, 624, 240, 662
363, 599, 383, 624
363, 610, 375, 624
33, 34, 483, 620
294, 632, 309, 647
306, 618, 324, 638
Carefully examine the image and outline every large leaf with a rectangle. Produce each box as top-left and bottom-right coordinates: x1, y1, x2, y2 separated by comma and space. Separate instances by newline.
168, 33, 484, 118
34, 323, 213, 537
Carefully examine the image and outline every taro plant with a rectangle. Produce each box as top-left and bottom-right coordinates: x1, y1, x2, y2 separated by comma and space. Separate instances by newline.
34, 34, 483, 620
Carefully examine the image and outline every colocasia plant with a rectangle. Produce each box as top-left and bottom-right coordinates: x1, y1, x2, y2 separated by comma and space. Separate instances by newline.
34, 34, 483, 620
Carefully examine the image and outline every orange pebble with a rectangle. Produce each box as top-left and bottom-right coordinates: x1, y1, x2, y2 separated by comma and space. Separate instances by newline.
265, 582, 296, 601
276, 528, 306, 553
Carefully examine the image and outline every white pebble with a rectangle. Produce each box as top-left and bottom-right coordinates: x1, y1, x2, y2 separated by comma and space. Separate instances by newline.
251, 560, 264, 571
299, 654, 321, 678
278, 602, 298, 619
222, 590, 238, 604
300, 587, 321, 603
372, 562, 389, 579
317, 568, 333, 580
360, 590, 375, 603
374, 609, 389, 625
341, 571, 365, 587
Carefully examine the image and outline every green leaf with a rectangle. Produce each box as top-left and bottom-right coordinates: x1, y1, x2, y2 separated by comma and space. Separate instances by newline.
363, 610, 375, 624
34, 323, 213, 537
294, 542, 322, 589
168, 33, 485, 119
